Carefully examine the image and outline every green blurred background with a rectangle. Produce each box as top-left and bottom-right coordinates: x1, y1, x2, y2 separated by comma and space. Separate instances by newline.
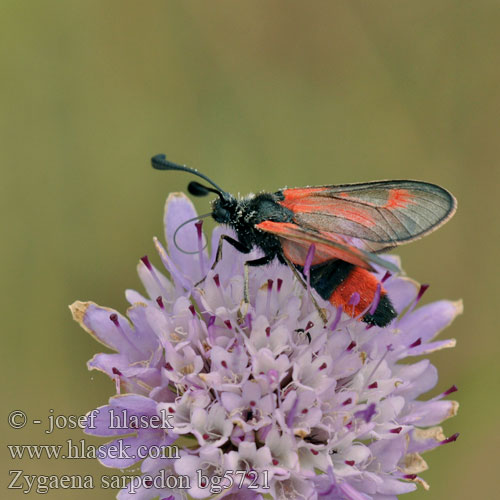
2, 1, 498, 498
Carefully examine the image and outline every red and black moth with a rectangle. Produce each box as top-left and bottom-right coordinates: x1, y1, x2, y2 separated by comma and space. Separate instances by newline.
152, 154, 457, 327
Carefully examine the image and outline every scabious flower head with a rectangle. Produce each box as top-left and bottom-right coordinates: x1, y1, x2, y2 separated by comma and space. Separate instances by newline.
71, 193, 461, 500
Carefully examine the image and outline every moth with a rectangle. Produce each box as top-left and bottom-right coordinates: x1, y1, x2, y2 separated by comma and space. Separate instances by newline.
152, 154, 456, 326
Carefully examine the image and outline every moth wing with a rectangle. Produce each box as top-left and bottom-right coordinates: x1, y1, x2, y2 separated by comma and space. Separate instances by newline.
256, 221, 399, 272
279, 181, 456, 246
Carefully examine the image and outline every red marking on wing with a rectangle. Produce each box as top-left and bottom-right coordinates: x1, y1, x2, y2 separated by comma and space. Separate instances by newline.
281, 238, 369, 268
329, 267, 386, 318
384, 189, 415, 209
281, 190, 377, 227
280, 181, 456, 248
281, 187, 328, 201
256, 221, 373, 270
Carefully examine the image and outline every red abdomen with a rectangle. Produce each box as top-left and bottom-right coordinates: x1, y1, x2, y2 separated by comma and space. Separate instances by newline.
307, 261, 396, 327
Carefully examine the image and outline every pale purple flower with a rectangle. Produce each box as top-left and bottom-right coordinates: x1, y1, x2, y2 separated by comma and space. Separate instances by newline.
71, 193, 461, 499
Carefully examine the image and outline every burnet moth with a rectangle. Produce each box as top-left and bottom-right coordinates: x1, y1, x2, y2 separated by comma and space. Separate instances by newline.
151, 154, 456, 327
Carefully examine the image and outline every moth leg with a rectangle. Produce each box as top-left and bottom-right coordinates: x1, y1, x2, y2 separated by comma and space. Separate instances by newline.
195, 234, 251, 287
243, 254, 275, 305
281, 254, 328, 325
213, 235, 251, 267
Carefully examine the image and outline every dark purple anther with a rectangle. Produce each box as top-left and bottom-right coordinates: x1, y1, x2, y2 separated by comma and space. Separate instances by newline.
368, 381, 378, 389
265, 327, 271, 337
265, 279, 273, 317
390, 426, 402, 434
417, 284, 430, 301
345, 460, 355, 466
112, 367, 122, 376
277, 278, 283, 292
441, 432, 459, 445
224, 320, 232, 330
443, 385, 458, 396
342, 398, 352, 406
109, 313, 119, 327
140, 255, 152, 271
381, 271, 392, 283
347, 341, 356, 351
195, 220, 203, 239
409, 338, 422, 348
306, 321, 314, 331
189, 304, 196, 316
213, 274, 220, 288
156, 296, 164, 309
404, 474, 417, 480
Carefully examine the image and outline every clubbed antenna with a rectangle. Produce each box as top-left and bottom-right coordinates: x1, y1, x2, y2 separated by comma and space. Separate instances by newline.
151, 154, 228, 199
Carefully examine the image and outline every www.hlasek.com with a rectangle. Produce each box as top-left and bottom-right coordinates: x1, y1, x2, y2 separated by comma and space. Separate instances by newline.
8, 438, 180, 461
8, 408, 180, 464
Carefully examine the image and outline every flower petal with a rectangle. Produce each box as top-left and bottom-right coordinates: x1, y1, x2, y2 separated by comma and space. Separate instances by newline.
70, 301, 145, 361
164, 192, 207, 283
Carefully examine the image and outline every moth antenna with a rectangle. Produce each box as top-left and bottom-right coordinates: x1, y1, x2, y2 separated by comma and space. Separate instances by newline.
151, 154, 228, 199
173, 213, 212, 255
